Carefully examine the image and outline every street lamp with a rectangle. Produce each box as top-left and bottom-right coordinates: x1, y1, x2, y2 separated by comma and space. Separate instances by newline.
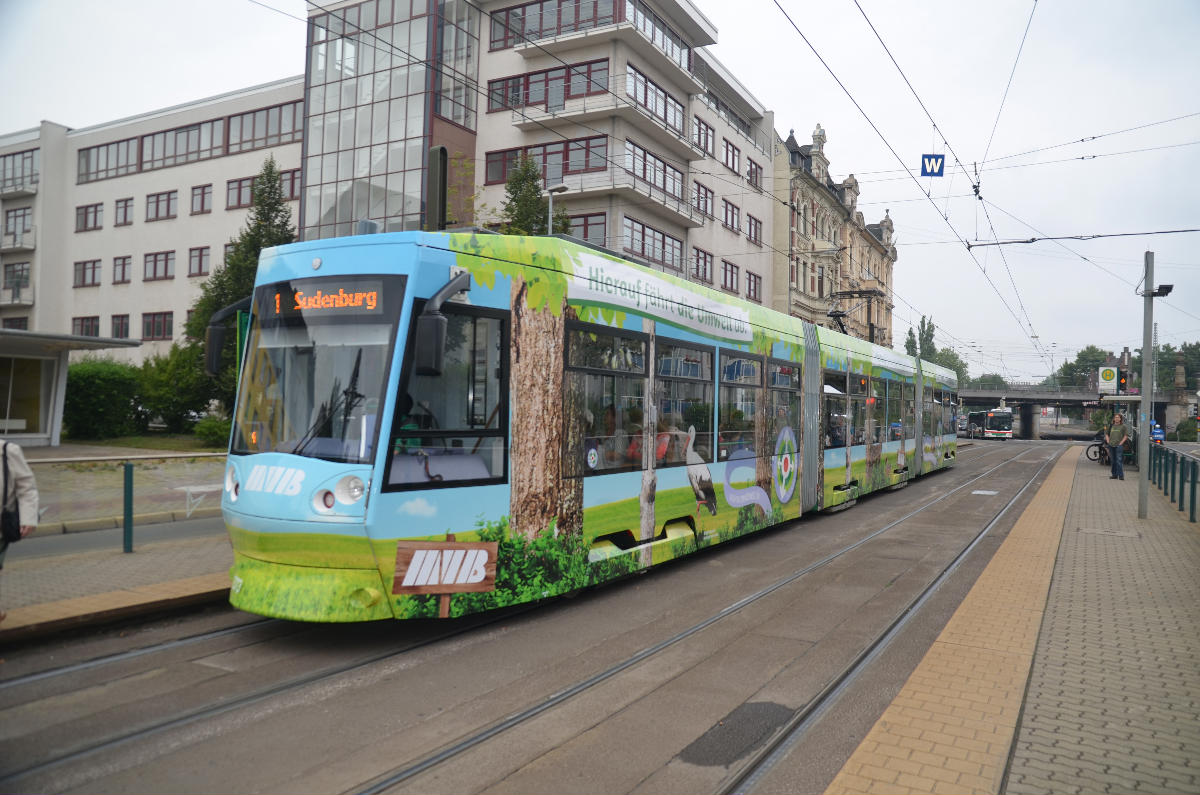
545, 183, 568, 234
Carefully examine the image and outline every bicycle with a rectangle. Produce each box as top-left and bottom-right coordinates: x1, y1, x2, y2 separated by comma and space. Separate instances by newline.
1086, 442, 1110, 465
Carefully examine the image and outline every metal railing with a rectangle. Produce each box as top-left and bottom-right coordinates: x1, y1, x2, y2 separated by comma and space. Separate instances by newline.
1149, 445, 1198, 523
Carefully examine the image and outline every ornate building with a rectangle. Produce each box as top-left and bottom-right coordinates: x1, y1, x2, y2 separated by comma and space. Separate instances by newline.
772, 124, 896, 347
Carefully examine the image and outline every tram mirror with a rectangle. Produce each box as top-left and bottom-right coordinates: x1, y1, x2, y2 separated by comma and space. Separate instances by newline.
205, 325, 226, 377
415, 310, 448, 376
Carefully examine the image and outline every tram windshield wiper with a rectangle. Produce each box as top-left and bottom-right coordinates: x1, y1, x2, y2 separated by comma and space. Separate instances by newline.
291, 348, 365, 458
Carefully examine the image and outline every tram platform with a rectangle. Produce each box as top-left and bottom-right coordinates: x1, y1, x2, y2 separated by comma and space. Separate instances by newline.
1, 445, 1196, 793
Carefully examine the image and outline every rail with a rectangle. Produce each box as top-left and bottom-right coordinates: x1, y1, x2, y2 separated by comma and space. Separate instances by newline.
1149, 445, 1199, 523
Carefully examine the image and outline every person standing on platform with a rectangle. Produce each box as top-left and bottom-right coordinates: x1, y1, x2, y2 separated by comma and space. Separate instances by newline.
0, 439, 38, 623
1105, 413, 1128, 481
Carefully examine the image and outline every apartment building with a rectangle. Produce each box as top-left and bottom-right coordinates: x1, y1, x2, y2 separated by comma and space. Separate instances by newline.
301, 0, 776, 304
0, 76, 304, 363
772, 124, 896, 344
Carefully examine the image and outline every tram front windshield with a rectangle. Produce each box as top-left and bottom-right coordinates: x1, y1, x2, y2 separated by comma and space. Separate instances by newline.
231, 275, 406, 464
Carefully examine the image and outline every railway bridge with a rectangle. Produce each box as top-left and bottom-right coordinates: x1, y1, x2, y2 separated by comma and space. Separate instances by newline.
960, 383, 1159, 439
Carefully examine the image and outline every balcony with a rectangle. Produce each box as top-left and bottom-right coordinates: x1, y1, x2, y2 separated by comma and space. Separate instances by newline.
0, 226, 35, 252
514, 22, 706, 93
1, 283, 34, 307
554, 167, 704, 228
511, 78, 706, 164
0, 176, 38, 198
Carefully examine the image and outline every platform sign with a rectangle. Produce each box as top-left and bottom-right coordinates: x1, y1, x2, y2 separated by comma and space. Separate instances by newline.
1099, 366, 1117, 394
920, 155, 945, 177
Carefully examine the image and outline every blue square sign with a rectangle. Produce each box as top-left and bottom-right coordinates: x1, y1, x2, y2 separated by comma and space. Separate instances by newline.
920, 155, 945, 177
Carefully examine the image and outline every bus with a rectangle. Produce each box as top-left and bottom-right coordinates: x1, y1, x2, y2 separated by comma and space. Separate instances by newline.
967, 407, 1013, 439
214, 232, 957, 622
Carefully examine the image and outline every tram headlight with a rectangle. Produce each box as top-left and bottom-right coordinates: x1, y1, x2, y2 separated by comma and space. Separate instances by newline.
313, 490, 336, 513
335, 475, 366, 504
225, 466, 240, 503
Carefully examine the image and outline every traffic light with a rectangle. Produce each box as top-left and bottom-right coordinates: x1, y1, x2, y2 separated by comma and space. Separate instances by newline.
1117, 369, 1127, 394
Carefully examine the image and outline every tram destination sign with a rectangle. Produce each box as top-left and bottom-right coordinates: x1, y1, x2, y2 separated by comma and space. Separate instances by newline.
264, 277, 385, 319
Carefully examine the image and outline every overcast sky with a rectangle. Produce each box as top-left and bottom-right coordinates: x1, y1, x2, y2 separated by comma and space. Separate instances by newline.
2, 0, 1197, 381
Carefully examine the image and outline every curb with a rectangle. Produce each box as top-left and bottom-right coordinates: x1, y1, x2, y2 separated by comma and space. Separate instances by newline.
39, 507, 224, 535
0, 578, 231, 644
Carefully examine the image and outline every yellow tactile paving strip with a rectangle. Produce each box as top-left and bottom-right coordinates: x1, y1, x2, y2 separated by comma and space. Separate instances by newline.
824, 446, 1080, 795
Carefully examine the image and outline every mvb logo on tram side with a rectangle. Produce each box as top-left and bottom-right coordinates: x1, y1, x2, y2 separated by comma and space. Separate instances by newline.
392, 541, 499, 595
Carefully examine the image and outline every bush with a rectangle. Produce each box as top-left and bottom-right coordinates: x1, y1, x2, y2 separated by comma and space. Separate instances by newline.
193, 415, 232, 447
64, 358, 149, 439
1172, 417, 1197, 442
141, 343, 215, 432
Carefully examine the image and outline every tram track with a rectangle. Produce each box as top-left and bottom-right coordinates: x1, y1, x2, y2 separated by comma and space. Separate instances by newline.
346, 443, 1057, 795
0, 442, 1053, 794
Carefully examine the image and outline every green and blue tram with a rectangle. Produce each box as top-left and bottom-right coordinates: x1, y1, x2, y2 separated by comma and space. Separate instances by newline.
219, 232, 957, 621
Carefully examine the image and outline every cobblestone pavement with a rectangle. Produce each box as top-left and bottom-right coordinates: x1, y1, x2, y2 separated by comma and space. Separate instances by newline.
1003, 459, 1200, 793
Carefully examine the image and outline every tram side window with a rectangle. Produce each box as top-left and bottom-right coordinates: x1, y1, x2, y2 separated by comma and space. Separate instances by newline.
655, 341, 714, 467
923, 384, 936, 437
388, 309, 508, 487
849, 374, 869, 446
719, 353, 762, 459
563, 325, 647, 476
885, 380, 903, 441
870, 378, 888, 444
823, 371, 847, 449
946, 392, 957, 434
767, 360, 801, 446
903, 383, 916, 438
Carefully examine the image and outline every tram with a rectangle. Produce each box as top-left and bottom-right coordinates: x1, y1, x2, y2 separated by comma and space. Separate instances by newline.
966, 407, 1014, 440
216, 232, 957, 621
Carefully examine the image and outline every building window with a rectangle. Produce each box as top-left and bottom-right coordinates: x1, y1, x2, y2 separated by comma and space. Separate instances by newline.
721, 260, 739, 293
112, 314, 130, 339
569, 213, 606, 247
485, 136, 607, 184
4, 207, 31, 234
77, 138, 138, 183
488, 60, 608, 111
692, 182, 713, 217
722, 139, 740, 173
0, 148, 39, 192
142, 312, 173, 341
623, 216, 683, 270
75, 203, 103, 232
490, 0, 620, 50
113, 256, 131, 284
188, 247, 210, 277
747, 158, 763, 189
280, 168, 302, 201
722, 200, 740, 233
4, 262, 30, 290
624, 140, 683, 199
747, 214, 762, 245
72, 316, 100, 337
692, 116, 714, 156
191, 184, 213, 214
226, 100, 303, 154
692, 248, 713, 284
142, 119, 226, 171
144, 251, 175, 281
746, 272, 762, 303
626, 64, 684, 133
73, 259, 101, 287
146, 190, 178, 221
227, 177, 254, 209
115, 197, 133, 226
2, 317, 28, 330
224, 243, 236, 264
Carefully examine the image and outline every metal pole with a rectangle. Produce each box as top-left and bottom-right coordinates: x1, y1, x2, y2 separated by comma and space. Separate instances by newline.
1137, 252, 1153, 518
546, 191, 553, 234
123, 461, 134, 553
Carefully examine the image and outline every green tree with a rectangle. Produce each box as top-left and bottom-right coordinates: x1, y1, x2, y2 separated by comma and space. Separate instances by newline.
185, 156, 295, 410
933, 347, 968, 388
904, 327, 917, 356
972, 373, 1009, 389
141, 344, 216, 432
917, 316, 937, 361
499, 156, 570, 235
1059, 344, 1109, 390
